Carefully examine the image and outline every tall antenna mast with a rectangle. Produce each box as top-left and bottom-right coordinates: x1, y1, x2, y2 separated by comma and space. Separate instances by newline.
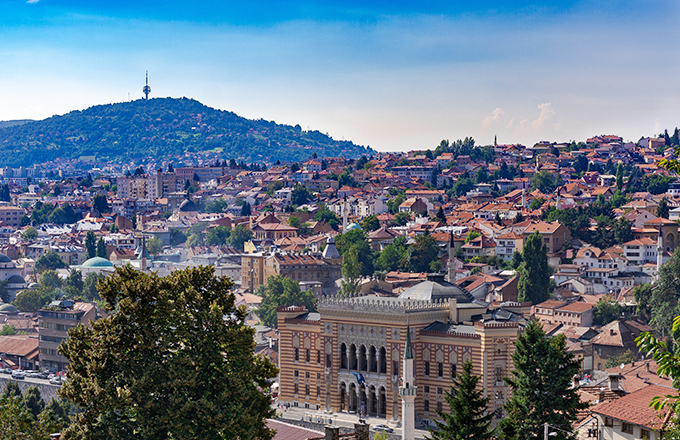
143, 71, 151, 100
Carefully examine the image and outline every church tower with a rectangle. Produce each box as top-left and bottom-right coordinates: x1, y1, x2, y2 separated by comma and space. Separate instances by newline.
399, 326, 416, 440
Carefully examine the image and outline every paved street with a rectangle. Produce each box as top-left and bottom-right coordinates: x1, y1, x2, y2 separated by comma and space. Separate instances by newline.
273, 402, 431, 439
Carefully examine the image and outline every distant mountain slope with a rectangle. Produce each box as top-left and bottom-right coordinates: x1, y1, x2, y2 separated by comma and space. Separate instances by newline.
0, 98, 372, 166
0, 120, 34, 129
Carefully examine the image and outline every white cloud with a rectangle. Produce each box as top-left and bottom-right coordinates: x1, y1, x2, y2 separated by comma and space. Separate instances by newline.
482, 107, 505, 128
26, 0, 39, 4
531, 102, 555, 129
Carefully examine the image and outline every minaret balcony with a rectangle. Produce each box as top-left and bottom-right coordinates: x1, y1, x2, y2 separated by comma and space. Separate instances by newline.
399, 387, 417, 397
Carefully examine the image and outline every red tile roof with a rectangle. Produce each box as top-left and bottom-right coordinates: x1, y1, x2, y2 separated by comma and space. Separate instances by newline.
591, 384, 673, 430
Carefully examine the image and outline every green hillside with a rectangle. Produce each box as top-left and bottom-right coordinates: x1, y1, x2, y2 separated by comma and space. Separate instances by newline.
0, 98, 372, 166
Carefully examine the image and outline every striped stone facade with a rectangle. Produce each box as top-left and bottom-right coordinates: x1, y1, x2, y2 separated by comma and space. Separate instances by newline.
277, 297, 518, 423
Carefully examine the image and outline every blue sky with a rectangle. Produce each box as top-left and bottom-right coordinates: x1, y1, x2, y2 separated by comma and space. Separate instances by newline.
0, 0, 678, 152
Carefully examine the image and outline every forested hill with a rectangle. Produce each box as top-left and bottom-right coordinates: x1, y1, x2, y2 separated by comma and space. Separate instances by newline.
0, 98, 373, 166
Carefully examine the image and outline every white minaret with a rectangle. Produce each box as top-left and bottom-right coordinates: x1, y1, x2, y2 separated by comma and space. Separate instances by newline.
399, 326, 416, 440
342, 195, 348, 232
657, 227, 664, 274
521, 188, 526, 209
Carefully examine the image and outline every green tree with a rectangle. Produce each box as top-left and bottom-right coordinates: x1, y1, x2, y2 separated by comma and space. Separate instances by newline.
614, 217, 633, 244
517, 231, 552, 304
240, 202, 252, 216
21, 227, 38, 241
205, 198, 227, 213
616, 163, 624, 191
340, 246, 363, 297
34, 251, 66, 273
0, 183, 10, 202
464, 231, 481, 244
23, 386, 44, 420
82, 272, 106, 302
335, 229, 374, 276
642, 251, 680, 338
593, 296, 627, 326
375, 236, 409, 272
604, 349, 637, 369
85, 231, 97, 259
257, 275, 317, 328
63, 270, 84, 298
205, 227, 231, 246
393, 211, 411, 226
314, 207, 340, 231
96, 237, 107, 258
0, 395, 61, 440
658, 198, 670, 219
409, 233, 440, 273
92, 194, 109, 214
12, 290, 42, 312
146, 237, 163, 255
0, 324, 16, 335
0, 280, 8, 304
226, 224, 253, 251
435, 206, 446, 222
426, 360, 494, 440
3, 380, 22, 398
359, 215, 379, 232
291, 184, 310, 206
530, 170, 557, 194
499, 319, 587, 440
169, 227, 187, 246
59, 265, 277, 440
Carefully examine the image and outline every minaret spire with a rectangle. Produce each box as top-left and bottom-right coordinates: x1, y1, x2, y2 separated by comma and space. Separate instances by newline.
400, 323, 416, 440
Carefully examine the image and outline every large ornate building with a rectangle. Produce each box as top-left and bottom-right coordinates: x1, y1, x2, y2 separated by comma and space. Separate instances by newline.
276, 277, 520, 425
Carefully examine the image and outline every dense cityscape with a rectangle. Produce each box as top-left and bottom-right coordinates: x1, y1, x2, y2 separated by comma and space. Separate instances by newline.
1, 124, 680, 439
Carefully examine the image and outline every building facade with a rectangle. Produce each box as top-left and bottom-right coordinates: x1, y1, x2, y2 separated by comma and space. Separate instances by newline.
276, 296, 518, 424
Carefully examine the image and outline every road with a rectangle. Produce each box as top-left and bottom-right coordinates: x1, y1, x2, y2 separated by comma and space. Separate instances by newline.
0, 371, 62, 387
273, 402, 431, 439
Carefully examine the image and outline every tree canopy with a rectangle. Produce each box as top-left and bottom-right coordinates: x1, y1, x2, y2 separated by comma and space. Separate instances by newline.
517, 231, 552, 304
59, 265, 278, 440
256, 275, 317, 328
499, 319, 587, 440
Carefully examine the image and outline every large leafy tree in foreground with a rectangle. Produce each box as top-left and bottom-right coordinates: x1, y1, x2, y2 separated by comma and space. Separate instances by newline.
499, 319, 586, 440
59, 265, 278, 440
426, 360, 494, 440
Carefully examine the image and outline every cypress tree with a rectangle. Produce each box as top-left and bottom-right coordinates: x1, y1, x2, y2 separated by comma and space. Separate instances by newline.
517, 231, 552, 304
426, 360, 494, 440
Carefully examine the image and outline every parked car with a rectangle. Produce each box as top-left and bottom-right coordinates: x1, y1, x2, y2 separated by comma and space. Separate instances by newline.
372, 425, 394, 433
49, 377, 61, 385
11, 370, 25, 379
3, 368, 11, 374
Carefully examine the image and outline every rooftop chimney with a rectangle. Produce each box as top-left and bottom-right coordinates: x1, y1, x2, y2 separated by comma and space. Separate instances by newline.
354, 422, 369, 440
325, 425, 340, 440
449, 298, 458, 322
608, 373, 620, 391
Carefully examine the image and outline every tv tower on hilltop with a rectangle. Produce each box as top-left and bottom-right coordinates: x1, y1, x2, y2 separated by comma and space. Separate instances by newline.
142, 71, 151, 100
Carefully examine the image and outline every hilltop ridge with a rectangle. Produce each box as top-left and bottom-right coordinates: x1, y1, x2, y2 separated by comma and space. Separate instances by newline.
0, 98, 372, 166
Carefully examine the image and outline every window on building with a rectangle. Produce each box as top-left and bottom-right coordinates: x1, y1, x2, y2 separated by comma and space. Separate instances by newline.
305, 385, 310, 396
622, 423, 633, 434
423, 400, 429, 412
306, 349, 311, 363
317, 350, 321, 364
294, 348, 299, 361
437, 387, 443, 395
326, 354, 332, 368
305, 371, 310, 379
294, 370, 299, 377
604, 418, 613, 427
495, 367, 503, 382
424, 386, 430, 393
641, 429, 651, 439
424, 361, 430, 376
317, 373, 321, 380
294, 384, 299, 395
317, 386, 321, 397
451, 364, 457, 378
437, 401, 443, 412
438, 363, 443, 378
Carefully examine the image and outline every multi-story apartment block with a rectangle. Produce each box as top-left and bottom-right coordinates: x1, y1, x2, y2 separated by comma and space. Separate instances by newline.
0, 206, 25, 227
38, 300, 99, 371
